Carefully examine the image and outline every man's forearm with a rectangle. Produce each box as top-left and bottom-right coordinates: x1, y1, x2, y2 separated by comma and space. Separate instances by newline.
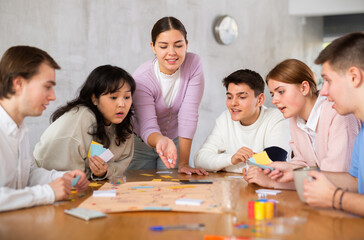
324, 171, 358, 192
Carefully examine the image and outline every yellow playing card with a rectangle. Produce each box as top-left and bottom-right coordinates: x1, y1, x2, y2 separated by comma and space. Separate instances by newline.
253, 151, 272, 165
89, 182, 102, 187
160, 175, 173, 179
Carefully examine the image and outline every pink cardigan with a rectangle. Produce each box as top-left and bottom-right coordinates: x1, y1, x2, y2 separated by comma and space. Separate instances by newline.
274, 99, 361, 189
289, 100, 360, 171
132, 53, 204, 145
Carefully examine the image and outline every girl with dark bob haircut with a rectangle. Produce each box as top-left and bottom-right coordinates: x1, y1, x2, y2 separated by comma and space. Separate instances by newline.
34, 65, 136, 180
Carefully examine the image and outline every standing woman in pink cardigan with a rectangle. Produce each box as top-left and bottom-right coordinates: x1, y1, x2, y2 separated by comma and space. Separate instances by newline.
127, 16, 208, 175
244, 59, 360, 188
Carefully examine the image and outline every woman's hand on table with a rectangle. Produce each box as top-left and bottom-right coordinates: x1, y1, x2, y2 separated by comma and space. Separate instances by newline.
243, 166, 274, 188
178, 165, 209, 175
263, 162, 296, 183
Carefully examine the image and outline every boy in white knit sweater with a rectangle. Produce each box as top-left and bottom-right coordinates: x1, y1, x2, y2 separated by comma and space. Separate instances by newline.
194, 69, 290, 174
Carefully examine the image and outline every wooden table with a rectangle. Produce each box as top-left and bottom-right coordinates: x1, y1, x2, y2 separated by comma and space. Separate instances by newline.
1, 170, 364, 240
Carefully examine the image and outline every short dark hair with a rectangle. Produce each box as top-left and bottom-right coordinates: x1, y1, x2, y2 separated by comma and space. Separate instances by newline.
315, 32, 364, 72
222, 69, 265, 96
151, 16, 187, 46
0, 45, 60, 99
51, 65, 136, 147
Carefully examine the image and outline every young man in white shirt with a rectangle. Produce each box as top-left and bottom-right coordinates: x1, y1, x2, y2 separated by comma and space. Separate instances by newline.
194, 69, 290, 173
0, 46, 89, 212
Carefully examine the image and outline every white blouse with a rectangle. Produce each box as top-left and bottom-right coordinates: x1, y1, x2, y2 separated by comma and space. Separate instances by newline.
154, 59, 181, 108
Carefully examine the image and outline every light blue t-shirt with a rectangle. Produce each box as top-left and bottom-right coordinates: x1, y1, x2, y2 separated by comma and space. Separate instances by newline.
349, 123, 364, 194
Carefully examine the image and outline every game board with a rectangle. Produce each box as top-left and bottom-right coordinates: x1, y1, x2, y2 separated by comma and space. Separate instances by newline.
78, 181, 221, 213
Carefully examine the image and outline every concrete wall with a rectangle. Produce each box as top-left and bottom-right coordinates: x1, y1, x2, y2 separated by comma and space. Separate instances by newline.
0, 0, 323, 165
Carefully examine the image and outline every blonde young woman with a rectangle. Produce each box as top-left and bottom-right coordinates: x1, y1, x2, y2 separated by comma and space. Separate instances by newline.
243, 59, 360, 189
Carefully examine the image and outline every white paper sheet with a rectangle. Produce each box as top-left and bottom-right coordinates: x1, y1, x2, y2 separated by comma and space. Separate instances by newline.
93, 190, 117, 197
99, 149, 114, 162
175, 198, 204, 206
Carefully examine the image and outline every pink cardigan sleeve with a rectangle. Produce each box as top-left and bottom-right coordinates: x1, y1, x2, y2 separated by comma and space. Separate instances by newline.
289, 102, 360, 172
177, 54, 204, 139
316, 112, 360, 171
288, 118, 310, 167
274, 101, 360, 190
132, 66, 162, 144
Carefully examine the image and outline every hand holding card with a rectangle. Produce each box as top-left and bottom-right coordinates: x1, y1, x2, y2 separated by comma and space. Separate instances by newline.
88, 141, 114, 162
248, 151, 274, 171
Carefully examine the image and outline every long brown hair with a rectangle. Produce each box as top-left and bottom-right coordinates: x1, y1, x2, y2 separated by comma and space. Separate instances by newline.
51, 65, 135, 147
266, 59, 319, 97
